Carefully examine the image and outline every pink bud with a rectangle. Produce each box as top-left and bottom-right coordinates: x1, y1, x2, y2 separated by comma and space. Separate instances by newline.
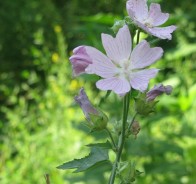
146, 84, 172, 101
75, 88, 108, 131
75, 88, 98, 120
69, 46, 92, 76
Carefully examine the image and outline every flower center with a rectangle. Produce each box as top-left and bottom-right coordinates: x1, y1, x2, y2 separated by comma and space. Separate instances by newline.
115, 60, 132, 80
143, 18, 154, 28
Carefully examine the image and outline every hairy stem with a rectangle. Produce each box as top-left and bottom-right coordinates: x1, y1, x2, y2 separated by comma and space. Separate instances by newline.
108, 94, 129, 184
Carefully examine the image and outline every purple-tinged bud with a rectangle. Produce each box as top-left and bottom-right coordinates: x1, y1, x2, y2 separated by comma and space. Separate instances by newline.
69, 46, 92, 77
75, 88, 98, 120
134, 93, 158, 116
75, 88, 108, 131
146, 84, 173, 102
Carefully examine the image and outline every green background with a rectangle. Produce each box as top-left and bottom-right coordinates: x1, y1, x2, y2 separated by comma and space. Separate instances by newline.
0, 0, 196, 183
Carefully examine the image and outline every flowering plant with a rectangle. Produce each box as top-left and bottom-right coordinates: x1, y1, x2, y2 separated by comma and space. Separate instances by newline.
58, 0, 176, 183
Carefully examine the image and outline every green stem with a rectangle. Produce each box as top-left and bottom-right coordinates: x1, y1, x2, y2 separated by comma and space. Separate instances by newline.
105, 127, 117, 150
136, 30, 140, 45
108, 94, 129, 184
126, 92, 131, 118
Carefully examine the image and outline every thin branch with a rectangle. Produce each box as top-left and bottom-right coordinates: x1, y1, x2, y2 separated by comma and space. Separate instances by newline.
105, 127, 117, 150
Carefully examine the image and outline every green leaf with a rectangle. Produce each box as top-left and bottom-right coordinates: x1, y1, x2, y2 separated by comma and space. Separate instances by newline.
57, 147, 109, 173
87, 140, 112, 150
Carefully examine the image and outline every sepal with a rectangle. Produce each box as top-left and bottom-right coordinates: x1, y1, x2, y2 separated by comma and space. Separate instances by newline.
134, 93, 158, 116
88, 109, 108, 131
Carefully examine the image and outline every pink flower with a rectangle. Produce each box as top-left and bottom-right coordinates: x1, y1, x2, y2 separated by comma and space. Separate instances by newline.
146, 84, 173, 101
83, 25, 163, 94
126, 0, 176, 40
69, 46, 93, 76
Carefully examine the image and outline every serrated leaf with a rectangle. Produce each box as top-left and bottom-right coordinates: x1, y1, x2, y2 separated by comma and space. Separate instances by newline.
87, 140, 112, 150
57, 147, 109, 173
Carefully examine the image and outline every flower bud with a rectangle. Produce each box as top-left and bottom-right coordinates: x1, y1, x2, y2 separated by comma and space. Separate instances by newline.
134, 93, 157, 116
88, 110, 108, 131
69, 46, 92, 76
146, 84, 173, 101
75, 88, 108, 131
130, 121, 140, 139
135, 84, 172, 115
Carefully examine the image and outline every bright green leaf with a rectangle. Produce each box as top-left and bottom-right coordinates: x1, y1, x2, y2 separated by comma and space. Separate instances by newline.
57, 147, 109, 173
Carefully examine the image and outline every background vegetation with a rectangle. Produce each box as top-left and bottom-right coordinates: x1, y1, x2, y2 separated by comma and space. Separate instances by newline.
0, 0, 195, 183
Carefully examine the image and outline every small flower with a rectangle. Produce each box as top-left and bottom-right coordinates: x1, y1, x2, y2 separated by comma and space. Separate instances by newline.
75, 88, 108, 131
146, 84, 173, 101
83, 25, 163, 94
69, 46, 93, 76
126, 0, 176, 40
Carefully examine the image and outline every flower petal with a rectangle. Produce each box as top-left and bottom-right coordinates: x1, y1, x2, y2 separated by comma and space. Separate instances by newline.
85, 46, 118, 78
126, 0, 148, 22
130, 40, 163, 70
130, 69, 159, 92
96, 77, 131, 94
70, 59, 90, 76
147, 26, 177, 40
69, 46, 93, 76
147, 3, 169, 26
101, 25, 132, 64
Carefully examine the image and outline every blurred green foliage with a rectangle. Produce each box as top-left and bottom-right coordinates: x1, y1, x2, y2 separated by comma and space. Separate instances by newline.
0, 0, 196, 183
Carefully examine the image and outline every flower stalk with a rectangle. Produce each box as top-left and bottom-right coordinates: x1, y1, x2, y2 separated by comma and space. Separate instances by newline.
108, 93, 130, 184
108, 29, 141, 184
